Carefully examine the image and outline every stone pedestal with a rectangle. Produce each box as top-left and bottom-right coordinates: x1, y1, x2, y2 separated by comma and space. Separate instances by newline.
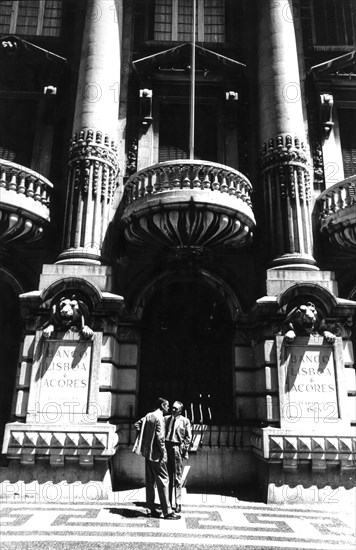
251, 269, 356, 504
0, 264, 124, 500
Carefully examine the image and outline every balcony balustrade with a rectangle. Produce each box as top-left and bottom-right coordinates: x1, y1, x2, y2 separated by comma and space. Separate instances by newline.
0, 159, 53, 246
318, 175, 356, 251
121, 160, 255, 251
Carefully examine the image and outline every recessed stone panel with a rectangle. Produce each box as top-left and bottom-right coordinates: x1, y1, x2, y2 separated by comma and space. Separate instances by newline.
119, 344, 138, 366
18, 362, 32, 387
97, 391, 113, 418
99, 362, 114, 388
115, 368, 137, 392
235, 370, 253, 392
22, 336, 35, 359
343, 341, 354, 366
101, 336, 119, 364
15, 390, 28, 418
234, 347, 254, 368
115, 393, 136, 418
235, 396, 256, 420
344, 367, 356, 392
345, 395, 356, 423
253, 340, 276, 368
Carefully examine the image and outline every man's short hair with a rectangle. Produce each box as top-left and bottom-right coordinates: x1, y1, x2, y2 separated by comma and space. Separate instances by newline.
155, 397, 168, 410
173, 401, 183, 411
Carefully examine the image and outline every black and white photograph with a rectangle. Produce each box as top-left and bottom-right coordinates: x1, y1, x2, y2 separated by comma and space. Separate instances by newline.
0, 1, 355, 548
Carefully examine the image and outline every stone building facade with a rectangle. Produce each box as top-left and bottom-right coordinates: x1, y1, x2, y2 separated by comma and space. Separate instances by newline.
0, 0, 355, 503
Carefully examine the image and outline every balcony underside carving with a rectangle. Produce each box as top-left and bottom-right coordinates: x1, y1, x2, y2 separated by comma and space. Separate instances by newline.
120, 160, 255, 252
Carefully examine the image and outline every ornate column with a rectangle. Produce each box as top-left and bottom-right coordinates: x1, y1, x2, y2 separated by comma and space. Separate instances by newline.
258, 0, 316, 269
58, 0, 120, 264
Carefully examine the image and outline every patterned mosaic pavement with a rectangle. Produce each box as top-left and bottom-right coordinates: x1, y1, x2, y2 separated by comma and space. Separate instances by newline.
1, 491, 355, 550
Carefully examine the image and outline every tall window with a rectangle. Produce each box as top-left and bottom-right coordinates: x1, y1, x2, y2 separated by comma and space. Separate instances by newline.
0, 1, 62, 37
312, 0, 356, 46
339, 109, 356, 179
154, 0, 225, 43
159, 101, 218, 162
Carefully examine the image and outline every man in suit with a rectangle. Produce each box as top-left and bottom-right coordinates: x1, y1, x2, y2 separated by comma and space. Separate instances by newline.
165, 401, 192, 513
134, 398, 181, 520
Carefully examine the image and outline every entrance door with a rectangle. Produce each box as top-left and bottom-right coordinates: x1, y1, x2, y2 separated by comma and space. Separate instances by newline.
139, 280, 233, 423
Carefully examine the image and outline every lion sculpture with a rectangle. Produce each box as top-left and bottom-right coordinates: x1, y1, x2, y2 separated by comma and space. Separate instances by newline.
42, 294, 93, 339
284, 301, 335, 344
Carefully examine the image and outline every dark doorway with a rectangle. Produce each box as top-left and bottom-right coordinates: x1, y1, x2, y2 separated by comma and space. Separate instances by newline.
139, 280, 233, 423
0, 282, 22, 444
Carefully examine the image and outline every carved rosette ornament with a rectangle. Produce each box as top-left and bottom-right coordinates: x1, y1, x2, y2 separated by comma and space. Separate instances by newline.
58, 129, 119, 263
261, 135, 316, 268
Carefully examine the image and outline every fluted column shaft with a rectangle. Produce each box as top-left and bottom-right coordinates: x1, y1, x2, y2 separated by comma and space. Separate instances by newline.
58, 0, 120, 264
258, 0, 316, 269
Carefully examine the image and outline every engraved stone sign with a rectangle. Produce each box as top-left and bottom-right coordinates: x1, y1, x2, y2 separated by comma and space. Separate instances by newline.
36, 339, 92, 422
278, 337, 340, 426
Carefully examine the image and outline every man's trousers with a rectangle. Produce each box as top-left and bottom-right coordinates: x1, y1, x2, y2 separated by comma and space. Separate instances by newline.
166, 442, 183, 507
145, 459, 172, 516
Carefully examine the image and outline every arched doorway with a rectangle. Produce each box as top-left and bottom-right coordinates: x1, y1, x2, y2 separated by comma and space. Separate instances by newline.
0, 281, 22, 443
139, 280, 234, 423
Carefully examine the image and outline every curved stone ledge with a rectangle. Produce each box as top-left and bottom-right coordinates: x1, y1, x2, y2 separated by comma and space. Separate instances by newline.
121, 160, 255, 251
318, 175, 356, 251
0, 159, 53, 245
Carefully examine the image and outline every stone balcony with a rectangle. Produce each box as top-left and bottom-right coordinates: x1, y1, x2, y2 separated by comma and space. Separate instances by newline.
0, 159, 52, 246
121, 160, 255, 252
318, 175, 356, 251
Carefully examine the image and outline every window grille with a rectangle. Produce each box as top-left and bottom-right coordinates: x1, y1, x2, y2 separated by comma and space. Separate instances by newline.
339, 109, 356, 179
153, 0, 225, 43
0, 0, 62, 37
312, 0, 356, 46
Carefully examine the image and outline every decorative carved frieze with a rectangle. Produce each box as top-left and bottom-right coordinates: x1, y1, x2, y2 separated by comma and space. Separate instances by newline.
261, 135, 311, 204
6, 427, 113, 458
68, 129, 119, 203
261, 135, 309, 167
60, 128, 120, 261
260, 134, 315, 266
268, 435, 355, 461
252, 430, 355, 468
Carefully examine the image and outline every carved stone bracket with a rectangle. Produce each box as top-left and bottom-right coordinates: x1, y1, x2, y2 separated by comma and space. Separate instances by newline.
139, 88, 153, 126
320, 93, 334, 139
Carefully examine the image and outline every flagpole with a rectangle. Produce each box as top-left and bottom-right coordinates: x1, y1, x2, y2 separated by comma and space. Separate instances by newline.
189, 0, 196, 159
